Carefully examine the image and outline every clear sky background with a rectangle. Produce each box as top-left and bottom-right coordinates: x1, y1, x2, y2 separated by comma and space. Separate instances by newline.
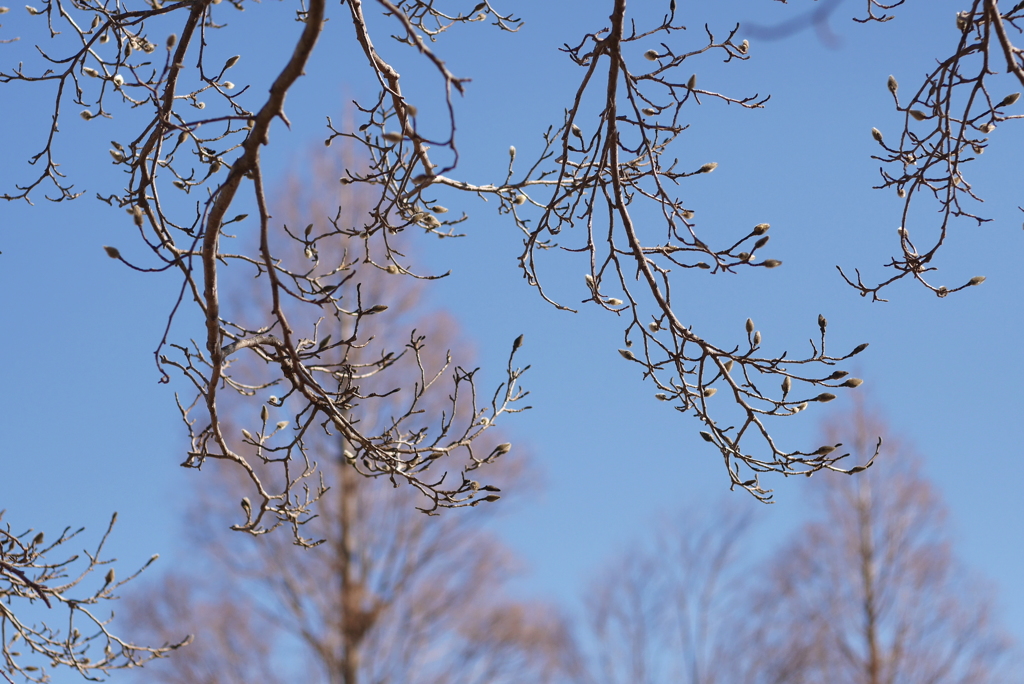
2, 0, 1023, 680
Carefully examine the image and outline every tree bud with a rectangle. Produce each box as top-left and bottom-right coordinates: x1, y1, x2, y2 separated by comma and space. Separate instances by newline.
814, 393, 836, 402
752, 223, 770, 235
871, 127, 884, 142
887, 74, 898, 94
999, 92, 1020, 107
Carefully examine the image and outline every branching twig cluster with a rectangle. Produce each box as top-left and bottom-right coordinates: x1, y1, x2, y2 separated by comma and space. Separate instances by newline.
2, 0, 879, 520
0, 512, 189, 682
841, 0, 1023, 299
1, 0, 531, 546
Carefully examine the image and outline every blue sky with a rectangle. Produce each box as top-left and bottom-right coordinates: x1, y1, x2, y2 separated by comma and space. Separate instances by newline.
2, 0, 1023, 679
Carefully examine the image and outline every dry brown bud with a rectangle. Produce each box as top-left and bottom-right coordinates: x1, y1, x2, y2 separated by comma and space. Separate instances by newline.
494, 443, 512, 456
887, 74, 898, 94
968, 275, 986, 286
752, 223, 770, 235
618, 349, 636, 361
382, 131, 403, 143
687, 74, 697, 89
814, 393, 837, 403
644, 49, 659, 61
909, 109, 928, 121
745, 318, 754, 333
781, 376, 791, 395
103, 245, 121, 259
698, 162, 717, 173
703, 387, 717, 397
513, 334, 524, 350
224, 55, 240, 69
700, 431, 714, 442
762, 259, 781, 268
871, 127, 884, 142
851, 342, 869, 355
841, 378, 864, 388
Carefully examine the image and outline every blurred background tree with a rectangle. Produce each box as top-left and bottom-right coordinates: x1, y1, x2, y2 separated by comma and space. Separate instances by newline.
578, 401, 1019, 684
